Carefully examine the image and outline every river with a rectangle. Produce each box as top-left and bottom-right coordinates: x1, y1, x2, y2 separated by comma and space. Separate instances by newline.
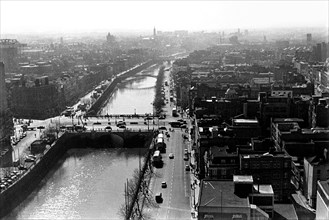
99, 64, 159, 115
4, 65, 160, 219
5, 148, 147, 219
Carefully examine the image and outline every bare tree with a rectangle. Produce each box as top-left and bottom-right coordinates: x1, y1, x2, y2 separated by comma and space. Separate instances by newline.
119, 166, 159, 220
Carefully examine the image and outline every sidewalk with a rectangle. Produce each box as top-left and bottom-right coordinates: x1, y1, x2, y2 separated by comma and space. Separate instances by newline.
187, 118, 199, 219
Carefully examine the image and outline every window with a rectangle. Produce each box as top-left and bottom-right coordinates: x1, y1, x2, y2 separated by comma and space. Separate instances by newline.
221, 169, 227, 175
284, 172, 289, 179
221, 159, 226, 164
317, 170, 321, 179
284, 161, 290, 168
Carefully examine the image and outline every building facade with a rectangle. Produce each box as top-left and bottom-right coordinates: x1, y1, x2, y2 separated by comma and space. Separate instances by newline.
0, 62, 14, 167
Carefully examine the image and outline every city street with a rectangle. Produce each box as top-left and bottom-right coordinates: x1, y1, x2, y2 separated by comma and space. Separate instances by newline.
142, 67, 196, 219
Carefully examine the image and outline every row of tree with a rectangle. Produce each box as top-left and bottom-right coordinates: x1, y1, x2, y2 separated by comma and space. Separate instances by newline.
120, 165, 160, 219
153, 66, 166, 115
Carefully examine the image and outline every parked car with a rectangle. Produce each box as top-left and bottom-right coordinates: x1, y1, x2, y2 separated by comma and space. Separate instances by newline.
185, 165, 191, 171
169, 153, 174, 159
28, 155, 37, 160
184, 155, 189, 161
18, 165, 28, 170
117, 121, 126, 126
118, 125, 126, 129
25, 156, 35, 163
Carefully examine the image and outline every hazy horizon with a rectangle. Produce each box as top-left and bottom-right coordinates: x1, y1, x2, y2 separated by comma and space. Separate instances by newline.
1, 1, 328, 36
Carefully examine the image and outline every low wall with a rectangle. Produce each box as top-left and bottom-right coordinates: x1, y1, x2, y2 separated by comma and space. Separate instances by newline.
0, 131, 153, 218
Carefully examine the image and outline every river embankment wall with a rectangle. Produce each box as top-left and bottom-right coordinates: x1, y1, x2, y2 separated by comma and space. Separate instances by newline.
0, 131, 153, 218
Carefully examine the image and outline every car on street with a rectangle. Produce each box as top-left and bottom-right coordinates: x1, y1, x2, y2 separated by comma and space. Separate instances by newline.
105, 126, 112, 131
117, 121, 126, 126
185, 165, 191, 171
25, 156, 35, 163
118, 125, 126, 129
18, 165, 28, 170
159, 126, 167, 130
161, 181, 167, 188
184, 155, 189, 161
28, 155, 37, 160
169, 153, 174, 159
180, 124, 187, 129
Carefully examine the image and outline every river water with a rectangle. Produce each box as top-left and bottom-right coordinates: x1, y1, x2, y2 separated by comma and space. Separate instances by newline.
5, 65, 160, 219
99, 64, 159, 115
5, 148, 147, 219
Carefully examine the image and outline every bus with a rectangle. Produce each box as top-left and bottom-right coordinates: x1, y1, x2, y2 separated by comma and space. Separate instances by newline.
156, 137, 166, 153
152, 150, 162, 162
172, 107, 178, 117
156, 137, 164, 144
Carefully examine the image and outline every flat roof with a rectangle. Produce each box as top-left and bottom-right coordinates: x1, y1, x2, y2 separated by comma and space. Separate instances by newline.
233, 119, 258, 124
233, 175, 253, 183
273, 118, 304, 123
199, 180, 249, 208
273, 204, 298, 220
252, 184, 274, 194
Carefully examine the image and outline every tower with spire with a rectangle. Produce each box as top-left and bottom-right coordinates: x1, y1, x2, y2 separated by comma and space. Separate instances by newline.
153, 27, 156, 38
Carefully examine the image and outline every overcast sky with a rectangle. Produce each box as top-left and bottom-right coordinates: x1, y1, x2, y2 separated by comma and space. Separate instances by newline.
0, 1, 328, 34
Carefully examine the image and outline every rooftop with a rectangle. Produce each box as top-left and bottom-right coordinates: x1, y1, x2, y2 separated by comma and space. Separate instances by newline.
199, 180, 249, 208
252, 184, 274, 195
233, 175, 253, 184
319, 179, 329, 196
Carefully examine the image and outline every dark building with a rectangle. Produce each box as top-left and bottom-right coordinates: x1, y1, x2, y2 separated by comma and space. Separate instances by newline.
0, 39, 25, 72
0, 62, 14, 167
10, 76, 61, 120
313, 42, 328, 62
240, 153, 292, 202
207, 146, 239, 180
307, 33, 312, 46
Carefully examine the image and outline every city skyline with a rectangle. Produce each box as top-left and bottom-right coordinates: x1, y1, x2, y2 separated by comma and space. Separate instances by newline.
0, 0, 328, 35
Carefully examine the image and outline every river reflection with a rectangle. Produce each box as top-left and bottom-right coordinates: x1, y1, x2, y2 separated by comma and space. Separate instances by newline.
5, 148, 147, 220
100, 66, 159, 115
